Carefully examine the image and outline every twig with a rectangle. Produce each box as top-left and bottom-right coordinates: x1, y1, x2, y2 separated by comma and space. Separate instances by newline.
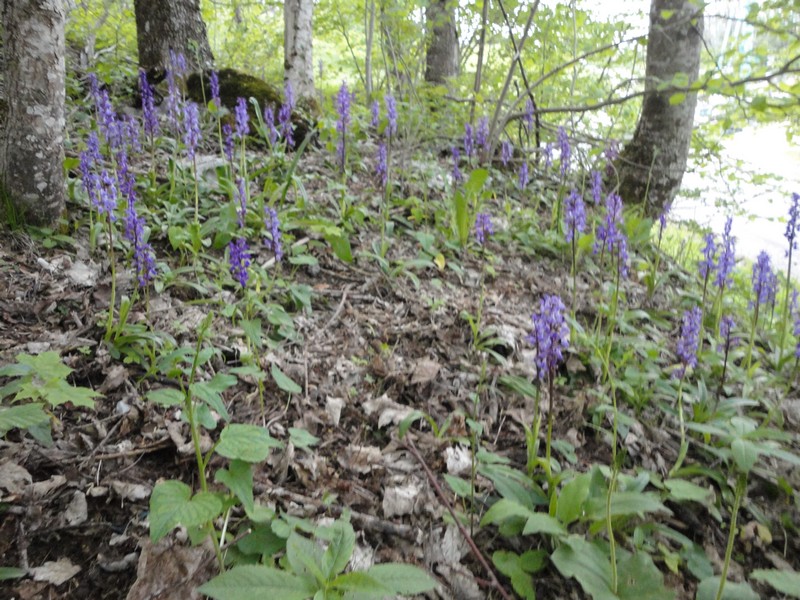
265, 486, 416, 539
89, 437, 173, 461
403, 437, 513, 600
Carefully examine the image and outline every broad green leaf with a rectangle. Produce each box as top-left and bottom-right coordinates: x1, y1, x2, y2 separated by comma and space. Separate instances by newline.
555, 472, 591, 525
499, 375, 539, 399
363, 563, 437, 594
492, 550, 539, 600
522, 512, 567, 537
237, 523, 285, 558
585, 491, 670, 521
551, 536, 615, 600
668, 93, 686, 106
215, 459, 254, 512
199, 565, 314, 600
240, 318, 263, 349
216, 424, 282, 463
481, 498, 534, 527
616, 551, 674, 599
696, 577, 759, 600
731, 438, 759, 473
0, 567, 26, 581
149, 481, 223, 542
286, 531, 326, 583
0, 403, 48, 434
289, 427, 319, 449
331, 571, 388, 596
464, 168, 489, 197
271, 364, 302, 394
750, 569, 800, 598
664, 479, 713, 504
320, 520, 355, 579
191, 373, 236, 421
443, 474, 472, 498
326, 233, 353, 263
146, 387, 185, 407
18, 351, 71, 380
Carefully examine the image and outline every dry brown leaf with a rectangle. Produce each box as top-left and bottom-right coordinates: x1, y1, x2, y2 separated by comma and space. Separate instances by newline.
410, 358, 441, 385
0, 460, 32, 496
125, 538, 215, 600
339, 444, 383, 474
29, 558, 81, 586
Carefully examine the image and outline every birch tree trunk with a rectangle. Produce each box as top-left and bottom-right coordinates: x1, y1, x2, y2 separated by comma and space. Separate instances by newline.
0, 0, 66, 226
133, 0, 213, 72
618, 0, 703, 217
284, 0, 315, 102
425, 0, 459, 83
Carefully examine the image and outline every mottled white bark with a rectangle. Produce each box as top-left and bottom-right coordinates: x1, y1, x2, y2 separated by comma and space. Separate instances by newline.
284, 0, 315, 101
425, 0, 459, 83
133, 0, 213, 72
618, 0, 703, 217
0, 0, 66, 226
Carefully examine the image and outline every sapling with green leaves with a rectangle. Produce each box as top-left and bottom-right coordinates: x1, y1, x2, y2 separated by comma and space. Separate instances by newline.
526, 294, 570, 477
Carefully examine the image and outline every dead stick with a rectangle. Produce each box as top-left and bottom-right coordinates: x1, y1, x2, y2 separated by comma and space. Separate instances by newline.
404, 437, 513, 600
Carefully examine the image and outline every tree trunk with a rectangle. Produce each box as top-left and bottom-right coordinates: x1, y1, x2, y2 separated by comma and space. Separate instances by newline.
470, 0, 490, 122
0, 0, 66, 226
618, 0, 703, 218
284, 0, 315, 102
133, 0, 213, 73
425, 0, 459, 83
364, 0, 376, 100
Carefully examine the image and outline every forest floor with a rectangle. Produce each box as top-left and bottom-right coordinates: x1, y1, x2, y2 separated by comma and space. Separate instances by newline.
0, 136, 799, 600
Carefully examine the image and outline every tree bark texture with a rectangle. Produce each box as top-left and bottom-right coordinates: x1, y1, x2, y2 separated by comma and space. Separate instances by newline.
618, 0, 703, 217
133, 0, 213, 73
425, 0, 459, 83
0, 0, 66, 226
284, 0, 315, 101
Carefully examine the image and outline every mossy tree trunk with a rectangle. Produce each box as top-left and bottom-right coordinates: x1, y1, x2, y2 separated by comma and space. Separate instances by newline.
618, 0, 703, 218
425, 0, 459, 83
0, 0, 66, 226
284, 0, 315, 101
133, 0, 213, 73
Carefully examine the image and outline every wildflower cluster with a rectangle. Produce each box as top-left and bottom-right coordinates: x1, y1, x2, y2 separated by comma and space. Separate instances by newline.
675, 306, 702, 378
594, 192, 629, 277
474, 212, 494, 245
335, 81, 353, 172
527, 295, 570, 381
372, 93, 397, 189
715, 217, 736, 289
564, 189, 586, 244
751, 251, 777, 309
557, 126, 570, 177
698, 233, 717, 279
500, 140, 513, 167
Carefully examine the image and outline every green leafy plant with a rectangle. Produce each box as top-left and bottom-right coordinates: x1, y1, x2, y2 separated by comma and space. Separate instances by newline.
0, 351, 100, 444
199, 516, 436, 599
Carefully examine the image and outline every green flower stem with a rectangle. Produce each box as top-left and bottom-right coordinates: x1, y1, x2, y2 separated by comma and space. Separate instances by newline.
602, 252, 622, 385
778, 251, 794, 358
607, 381, 620, 594
745, 301, 760, 371
183, 314, 224, 570
716, 473, 747, 600
670, 372, 688, 477
103, 222, 116, 341
544, 373, 555, 480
